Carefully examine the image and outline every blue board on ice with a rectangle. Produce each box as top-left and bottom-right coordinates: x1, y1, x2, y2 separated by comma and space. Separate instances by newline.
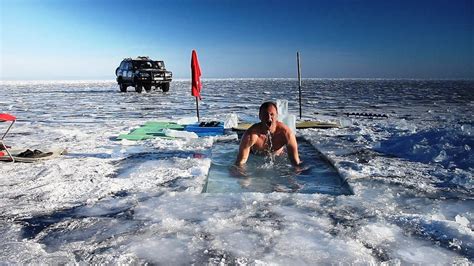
203, 138, 353, 195
184, 122, 225, 137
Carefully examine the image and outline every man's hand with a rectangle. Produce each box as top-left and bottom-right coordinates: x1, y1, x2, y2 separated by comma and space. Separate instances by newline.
229, 164, 248, 177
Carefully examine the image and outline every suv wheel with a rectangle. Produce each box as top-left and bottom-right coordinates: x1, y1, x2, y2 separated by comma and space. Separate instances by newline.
144, 85, 152, 93
135, 84, 143, 93
119, 83, 127, 92
162, 83, 170, 92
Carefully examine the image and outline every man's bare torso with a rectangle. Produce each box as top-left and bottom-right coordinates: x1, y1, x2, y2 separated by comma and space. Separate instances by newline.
247, 122, 289, 156
235, 102, 301, 166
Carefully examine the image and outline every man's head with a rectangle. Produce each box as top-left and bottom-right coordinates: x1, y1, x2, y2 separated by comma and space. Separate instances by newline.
259, 102, 278, 128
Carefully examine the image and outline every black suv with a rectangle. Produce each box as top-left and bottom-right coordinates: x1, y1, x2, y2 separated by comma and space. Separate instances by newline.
115, 56, 172, 93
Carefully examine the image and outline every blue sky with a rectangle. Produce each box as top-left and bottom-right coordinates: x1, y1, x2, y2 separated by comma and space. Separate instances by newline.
1, 0, 473, 79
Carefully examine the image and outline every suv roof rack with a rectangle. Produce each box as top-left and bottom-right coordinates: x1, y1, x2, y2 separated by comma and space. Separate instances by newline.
135, 56, 150, 60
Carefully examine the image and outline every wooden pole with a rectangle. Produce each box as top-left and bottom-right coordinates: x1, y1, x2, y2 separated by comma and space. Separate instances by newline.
195, 97, 200, 122
297, 52, 302, 120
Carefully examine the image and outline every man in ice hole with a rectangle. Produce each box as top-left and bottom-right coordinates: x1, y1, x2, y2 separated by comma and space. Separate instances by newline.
235, 102, 301, 167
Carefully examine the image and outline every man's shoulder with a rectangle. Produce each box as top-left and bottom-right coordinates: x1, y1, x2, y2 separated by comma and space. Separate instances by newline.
248, 123, 262, 132
276, 121, 291, 132
242, 123, 262, 139
275, 122, 294, 140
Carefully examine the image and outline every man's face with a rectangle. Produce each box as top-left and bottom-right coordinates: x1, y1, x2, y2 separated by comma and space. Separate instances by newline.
259, 105, 278, 128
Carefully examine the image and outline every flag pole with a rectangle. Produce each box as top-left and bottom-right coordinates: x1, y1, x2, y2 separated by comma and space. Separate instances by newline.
195, 97, 200, 122
297, 52, 302, 120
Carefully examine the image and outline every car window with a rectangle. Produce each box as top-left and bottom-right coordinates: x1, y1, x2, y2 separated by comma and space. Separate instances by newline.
133, 61, 141, 69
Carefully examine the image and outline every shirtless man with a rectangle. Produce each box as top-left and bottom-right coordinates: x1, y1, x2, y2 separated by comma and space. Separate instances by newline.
235, 102, 301, 166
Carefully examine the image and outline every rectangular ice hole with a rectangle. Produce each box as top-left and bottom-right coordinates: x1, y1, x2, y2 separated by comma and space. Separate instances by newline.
203, 137, 353, 195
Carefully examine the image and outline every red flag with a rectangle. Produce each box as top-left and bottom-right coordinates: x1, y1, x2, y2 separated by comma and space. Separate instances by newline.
191, 50, 202, 99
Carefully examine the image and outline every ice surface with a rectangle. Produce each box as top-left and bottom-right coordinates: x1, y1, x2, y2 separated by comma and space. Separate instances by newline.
0, 79, 472, 263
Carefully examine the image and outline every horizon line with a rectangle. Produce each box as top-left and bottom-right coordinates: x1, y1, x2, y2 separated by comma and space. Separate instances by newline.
2, 77, 474, 83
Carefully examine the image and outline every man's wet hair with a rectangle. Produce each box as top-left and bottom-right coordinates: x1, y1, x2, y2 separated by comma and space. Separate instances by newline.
259, 101, 278, 114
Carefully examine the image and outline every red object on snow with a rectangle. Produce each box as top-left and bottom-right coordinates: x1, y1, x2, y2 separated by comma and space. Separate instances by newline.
0, 113, 16, 122
191, 50, 202, 99
0, 113, 16, 162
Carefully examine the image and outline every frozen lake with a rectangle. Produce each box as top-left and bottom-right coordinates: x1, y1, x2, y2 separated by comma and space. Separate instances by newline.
0, 79, 473, 264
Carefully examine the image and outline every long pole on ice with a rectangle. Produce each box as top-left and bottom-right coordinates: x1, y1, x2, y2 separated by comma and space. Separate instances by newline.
297, 52, 302, 120
195, 97, 200, 122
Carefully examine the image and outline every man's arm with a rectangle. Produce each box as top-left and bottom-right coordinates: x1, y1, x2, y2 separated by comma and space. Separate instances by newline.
286, 131, 301, 166
235, 131, 254, 166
